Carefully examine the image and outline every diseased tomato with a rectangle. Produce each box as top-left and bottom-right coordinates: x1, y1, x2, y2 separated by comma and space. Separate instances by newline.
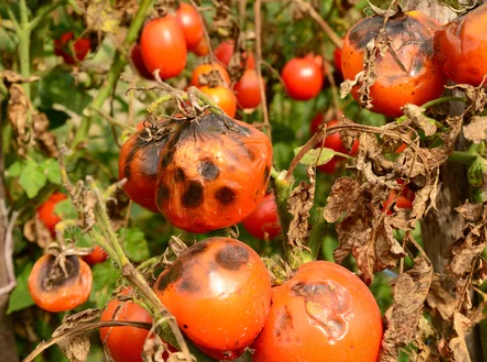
154, 237, 272, 360
242, 193, 281, 240
199, 86, 237, 118
155, 113, 273, 233
28, 254, 92, 313
281, 57, 323, 101
37, 192, 67, 235
342, 11, 446, 118
130, 44, 154, 80
233, 69, 263, 109
83, 246, 108, 265
252, 261, 383, 362
334, 47, 342, 73
435, 4, 487, 86
191, 63, 231, 87
176, 3, 204, 50
54, 31, 90, 65
140, 16, 187, 79
214, 40, 255, 69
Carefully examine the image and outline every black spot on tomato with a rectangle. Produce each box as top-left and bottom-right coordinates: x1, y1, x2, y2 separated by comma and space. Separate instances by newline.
182, 180, 204, 208
215, 187, 236, 205
160, 149, 174, 169
183, 324, 188, 329
215, 244, 249, 270
274, 305, 293, 338
39, 255, 79, 291
157, 185, 170, 204
174, 167, 186, 182
198, 159, 220, 181
156, 261, 183, 292
186, 241, 208, 256
178, 276, 201, 293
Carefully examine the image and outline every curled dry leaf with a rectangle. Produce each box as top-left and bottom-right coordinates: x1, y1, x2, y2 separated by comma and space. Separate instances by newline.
455, 201, 484, 222
411, 182, 439, 221
447, 83, 486, 114
142, 337, 170, 362
33, 111, 59, 158
402, 104, 437, 137
449, 312, 472, 362
426, 275, 457, 320
0, 70, 40, 84
463, 116, 487, 144
23, 216, 54, 248
7, 84, 30, 155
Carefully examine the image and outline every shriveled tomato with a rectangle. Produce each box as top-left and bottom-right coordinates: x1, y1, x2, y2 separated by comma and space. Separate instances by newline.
155, 113, 272, 233
54, 31, 90, 65
131, 44, 154, 80
233, 69, 263, 109
242, 193, 281, 240
435, 4, 487, 86
342, 11, 446, 118
140, 16, 187, 79
252, 261, 383, 362
83, 246, 108, 265
214, 40, 255, 69
199, 86, 237, 118
119, 119, 181, 212
334, 47, 342, 73
191, 63, 231, 87
281, 57, 323, 101
28, 254, 92, 313
37, 192, 67, 235
176, 3, 204, 50
154, 237, 272, 360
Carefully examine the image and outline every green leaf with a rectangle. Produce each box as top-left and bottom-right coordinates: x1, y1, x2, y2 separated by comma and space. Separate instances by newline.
294, 146, 336, 166
90, 262, 119, 308
41, 159, 62, 185
6, 161, 22, 177
54, 199, 77, 220
19, 159, 47, 198
7, 264, 34, 314
120, 227, 150, 262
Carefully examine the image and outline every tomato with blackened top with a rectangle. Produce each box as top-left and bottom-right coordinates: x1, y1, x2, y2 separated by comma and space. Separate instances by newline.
154, 237, 272, 360
140, 16, 187, 79
37, 192, 67, 235
435, 4, 487, 86
281, 57, 323, 101
342, 11, 446, 118
252, 261, 383, 362
198, 86, 238, 118
215, 40, 255, 69
28, 254, 92, 313
176, 3, 204, 50
54, 31, 90, 65
233, 69, 263, 109
83, 246, 108, 265
119, 119, 181, 212
242, 193, 281, 240
191, 63, 231, 87
155, 113, 272, 233
131, 44, 154, 80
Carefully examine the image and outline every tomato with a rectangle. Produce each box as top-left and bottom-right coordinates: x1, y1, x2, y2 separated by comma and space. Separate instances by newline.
435, 4, 487, 86
214, 40, 255, 69
191, 63, 231, 87
154, 237, 272, 360
140, 16, 187, 79
28, 254, 92, 313
83, 246, 108, 265
155, 113, 272, 233
342, 11, 446, 118
242, 193, 281, 240
37, 192, 67, 235
233, 69, 263, 109
130, 44, 154, 80
119, 119, 181, 212
281, 57, 323, 101
192, 36, 210, 56
252, 261, 383, 362
199, 86, 237, 118
382, 181, 415, 214
54, 31, 90, 65
176, 3, 204, 50
334, 47, 342, 73
395, 142, 407, 154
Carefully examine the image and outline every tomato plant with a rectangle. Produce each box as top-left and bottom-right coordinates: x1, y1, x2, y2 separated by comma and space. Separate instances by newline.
281, 57, 323, 101
53, 31, 90, 65
242, 193, 281, 240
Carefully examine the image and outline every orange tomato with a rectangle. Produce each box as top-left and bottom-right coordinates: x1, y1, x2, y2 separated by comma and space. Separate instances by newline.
191, 63, 231, 87
199, 86, 237, 118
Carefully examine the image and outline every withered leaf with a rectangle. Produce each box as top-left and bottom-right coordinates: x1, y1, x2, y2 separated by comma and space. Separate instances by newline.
426, 275, 457, 320
447, 83, 486, 114
23, 216, 53, 248
33, 111, 59, 158
411, 183, 439, 220
86, 0, 120, 33
0, 70, 40, 84
8, 84, 30, 155
402, 104, 437, 137
323, 177, 361, 223
449, 312, 472, 362
456, 201, 484, 222
464, 116, 487, 144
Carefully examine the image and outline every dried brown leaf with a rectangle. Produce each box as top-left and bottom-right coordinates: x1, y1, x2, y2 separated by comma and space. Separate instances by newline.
449, 312, 472, 362
411, 183, 439, 220
23, 216, 53, 248
402, 104, 437, 137
448, 83, 486, 114
323, 177, 361, 223
464, 116, 487, 144
33, 111, 59, 158
86, 0, 120, 33
8, 84, 30, 155
456, 201, 484, 222
426, 275, 457, 320
0, 70, 40, 84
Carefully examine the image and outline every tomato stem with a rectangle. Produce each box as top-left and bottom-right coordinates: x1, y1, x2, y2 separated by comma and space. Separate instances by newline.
449, 151, 478, 165
421, 96, 466, 109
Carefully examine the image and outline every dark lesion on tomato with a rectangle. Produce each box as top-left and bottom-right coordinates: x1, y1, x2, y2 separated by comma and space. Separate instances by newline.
182, 180, 205, 208
38, 255, 80, 292
178, 276, 202, 293
214, 186, 236, 205
157, 184, 171, 204
156, 261, 184, 291
263, 166, 270, 182
174, 167, 186, 182
215, 244, 249, 270
273, 305, 294, 338
198, 159, 220, 181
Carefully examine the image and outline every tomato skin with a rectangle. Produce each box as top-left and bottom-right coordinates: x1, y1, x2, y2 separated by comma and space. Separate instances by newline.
334, 48, 342, 73
233, 69, 263, 109
199, 86, 237, 118
192, 36, 210, 56
154, 237, 272, 360
37, 192, 67, 235
28, 255, 92, 313
252, 261, 383, 362
383, 181, 415, 214
191, 63, 231, 87
281, 57, 323, 101
83, 246, 108, 265
54, 32, 90, 65
140, 16, 187, 79
130, 44, 154, 80
176, 3, 204, 50
342, 11, 446, 118
242, 193, 281, 240
214, 40, 255, 69
435, 4, 487, 87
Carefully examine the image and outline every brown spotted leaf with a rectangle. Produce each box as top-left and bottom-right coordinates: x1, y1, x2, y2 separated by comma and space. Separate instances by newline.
411, 182, 439, 220
323, 177, 361, 223
33, 111, 59, 158
449, 313, 472, 362
448, 83, 486, 114
456, 201, 484, 222
7, 84, 30, 155
402, 104, 437, 137
426, 275, 457, 320
464, 116, 487, 144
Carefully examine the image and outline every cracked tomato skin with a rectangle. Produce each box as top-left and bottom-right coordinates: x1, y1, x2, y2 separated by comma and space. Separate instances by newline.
435, 4, 487, 87
342, 11, 446, 118
242, 193, 281, 240
28, 255, 92, 313
281, 57, 323, 101
37, 192, 67, 235
155, 113, 272, 233
252, 261, 383, 362
154, 237, 272, 360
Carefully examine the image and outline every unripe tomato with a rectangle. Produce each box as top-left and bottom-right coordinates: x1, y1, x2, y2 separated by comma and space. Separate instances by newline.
191, 63, 231, 87
154, 237, 272, 360
233, 69, 263, 109
334, 47, 342, 73
140, 16, 187, 79
242, 193, 281, 240
83, 246, 108, 265
176, 3, 204, 50
342, 11, 446, 118
37, 192, 67, 235
199, 86, 237, 118
281, 57, 323, 101
130, 44, 154, 80
435, 4, 487, 86
214, 40, 255, 69
54, 31, 90, 65
28, 255, 92, 313
155, 113, 273, 233
252, 261, 383, 362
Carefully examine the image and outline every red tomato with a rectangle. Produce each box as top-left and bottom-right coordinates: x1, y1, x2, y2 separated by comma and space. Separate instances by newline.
37, 192, 67, 235
214, 40, 255, 69
435, 4, 487, 87
83, 246, 108, 265
395, 142, 407, 154
191, 63, 231, 87
199, 86, 237, 118
233, 69, 263, 109
242, 193, 281, 240
334, 48, 342, 73
281, 57, 323, 101
342, 11, 446, 118
383, 181, 415, 214
140, 16, 187, 79
154, 237, 272, 360
130, 44, 154, 80
176, 3, 204, 50
192, 36, 210, 56
252, 261, 383, 362
54, 32, 90, 65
